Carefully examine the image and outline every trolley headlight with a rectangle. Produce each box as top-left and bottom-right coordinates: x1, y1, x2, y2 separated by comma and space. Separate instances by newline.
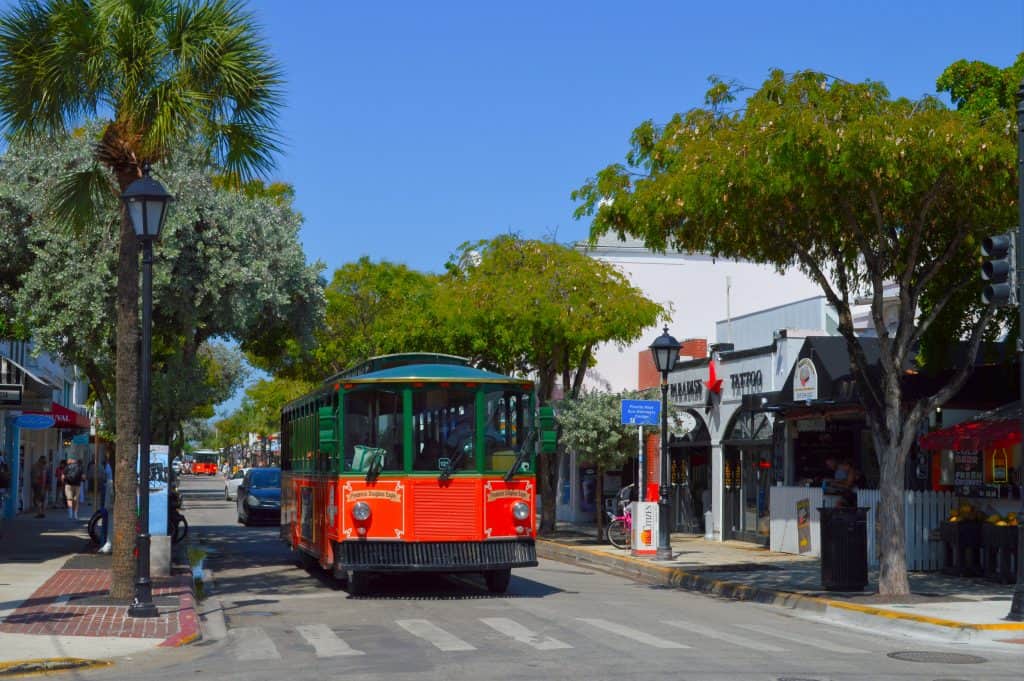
352, 501, 371, 521
512, 502, 530, 521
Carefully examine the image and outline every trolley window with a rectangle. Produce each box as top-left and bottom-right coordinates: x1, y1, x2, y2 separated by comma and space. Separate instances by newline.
344, 388, 405, 473
411, 387, 476, 473
483, 389, 533, 473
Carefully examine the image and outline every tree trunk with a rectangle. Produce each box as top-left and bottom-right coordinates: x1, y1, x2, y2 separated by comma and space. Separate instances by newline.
595, 464, 604, 540
110, 206, 139, 601
538, 450, 558, 535
872, 395, 919, 597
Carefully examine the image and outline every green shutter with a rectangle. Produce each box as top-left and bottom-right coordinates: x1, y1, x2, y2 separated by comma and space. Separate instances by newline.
539, 405, 557, 454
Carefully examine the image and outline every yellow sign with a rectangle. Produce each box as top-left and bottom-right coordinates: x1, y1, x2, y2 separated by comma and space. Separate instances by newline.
348, 489, 401, 502
486, 489, 530, 502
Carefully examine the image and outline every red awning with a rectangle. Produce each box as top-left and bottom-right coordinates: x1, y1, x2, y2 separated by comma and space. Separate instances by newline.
23, 402, 90, 430
918, 418, 1020, 451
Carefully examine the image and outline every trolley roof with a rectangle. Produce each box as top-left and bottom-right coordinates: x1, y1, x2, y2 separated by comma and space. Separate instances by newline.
336, 362, 532, 385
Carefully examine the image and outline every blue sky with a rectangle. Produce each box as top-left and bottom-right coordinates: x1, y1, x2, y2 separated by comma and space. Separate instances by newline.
250, 0, 1023, 275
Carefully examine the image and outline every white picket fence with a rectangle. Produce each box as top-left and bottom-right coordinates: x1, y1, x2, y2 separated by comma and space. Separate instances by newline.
769, 487, 956, 571
856, 488, 957, 571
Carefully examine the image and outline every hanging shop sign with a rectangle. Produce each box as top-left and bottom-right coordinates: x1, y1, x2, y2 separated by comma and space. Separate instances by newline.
0, 383, 22, 406
793, 358, 818, 402
15, 413, 54, 429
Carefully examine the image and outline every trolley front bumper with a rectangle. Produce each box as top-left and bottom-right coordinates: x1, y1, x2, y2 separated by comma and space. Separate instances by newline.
333, 539, 537, 573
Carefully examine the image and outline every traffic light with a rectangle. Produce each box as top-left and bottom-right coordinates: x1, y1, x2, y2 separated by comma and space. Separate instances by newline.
538, 405, 557, 454
981, 233, 1016, 307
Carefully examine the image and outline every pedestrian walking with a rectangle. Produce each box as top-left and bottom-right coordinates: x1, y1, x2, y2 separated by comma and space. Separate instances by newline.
62, 455, 84, 520
30, 455, 47, 517
54, 458, 66, 509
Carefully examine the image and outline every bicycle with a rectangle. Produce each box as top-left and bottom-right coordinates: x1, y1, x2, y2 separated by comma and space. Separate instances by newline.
88, 507, 188, 545
606, 502, 633, 550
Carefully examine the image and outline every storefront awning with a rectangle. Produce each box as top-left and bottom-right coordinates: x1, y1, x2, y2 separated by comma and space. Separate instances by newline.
0, 354, 56, 410
918, 418, 1020, 451
20, 402, 90, 430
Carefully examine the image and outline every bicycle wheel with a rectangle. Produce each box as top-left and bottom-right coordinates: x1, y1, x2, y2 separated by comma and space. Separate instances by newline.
87, 510, 103, 545
170, 514, 188, 544
606, 519, 630, 549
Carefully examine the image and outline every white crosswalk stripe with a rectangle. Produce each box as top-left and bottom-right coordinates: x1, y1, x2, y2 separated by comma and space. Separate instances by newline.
736, 623, 869, 654
396, 619, 476, 651
296, 623, 365, 657
480, 617, 572, 650
228, 626, 281, 660
662, 620, 785, 652
576, 618, 690, 649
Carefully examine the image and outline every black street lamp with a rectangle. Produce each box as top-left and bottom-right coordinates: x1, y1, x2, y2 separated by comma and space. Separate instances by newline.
123, 164, 173, 619
649, 326, 680, 560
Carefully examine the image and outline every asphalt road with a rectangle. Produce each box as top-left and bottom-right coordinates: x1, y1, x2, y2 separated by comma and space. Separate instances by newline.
86, 476, 1024, 681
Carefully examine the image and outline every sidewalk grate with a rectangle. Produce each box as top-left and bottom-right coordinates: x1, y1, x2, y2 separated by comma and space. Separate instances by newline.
887, 651, 987, 664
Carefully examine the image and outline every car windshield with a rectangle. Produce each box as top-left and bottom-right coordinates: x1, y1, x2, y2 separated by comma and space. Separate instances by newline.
249, 470, 280, 488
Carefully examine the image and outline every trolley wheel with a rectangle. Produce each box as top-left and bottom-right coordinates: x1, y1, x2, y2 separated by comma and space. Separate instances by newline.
484, 567, 511, 594
346, 570, 370, 596
87, 510, 103, 545
606, 520, 630, 550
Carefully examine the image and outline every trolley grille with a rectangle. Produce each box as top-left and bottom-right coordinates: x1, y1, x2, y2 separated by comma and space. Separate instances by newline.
413, 485, 481, 538
337, 540, 537, 571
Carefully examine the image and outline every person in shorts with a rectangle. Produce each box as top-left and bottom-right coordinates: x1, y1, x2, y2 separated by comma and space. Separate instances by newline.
30, 455, 47, 517
62, 455, 84, 520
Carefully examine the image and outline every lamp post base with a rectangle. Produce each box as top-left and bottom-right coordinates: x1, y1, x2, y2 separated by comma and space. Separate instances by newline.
655, 547, 673, 561
128, 600, 159, 618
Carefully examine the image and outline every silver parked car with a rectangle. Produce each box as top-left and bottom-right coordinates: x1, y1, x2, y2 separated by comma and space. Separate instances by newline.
224, 468, 249, 501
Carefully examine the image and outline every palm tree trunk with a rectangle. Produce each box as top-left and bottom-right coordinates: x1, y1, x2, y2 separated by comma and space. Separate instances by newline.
110, 204, 139, 600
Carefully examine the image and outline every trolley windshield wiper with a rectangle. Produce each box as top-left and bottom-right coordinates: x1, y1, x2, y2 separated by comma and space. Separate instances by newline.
439, 447, 469, 482
504, 429, 536, 482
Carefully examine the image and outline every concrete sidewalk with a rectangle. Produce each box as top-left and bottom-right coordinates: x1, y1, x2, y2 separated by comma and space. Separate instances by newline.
538, 524, 1024, 645
0, 503, 199, 667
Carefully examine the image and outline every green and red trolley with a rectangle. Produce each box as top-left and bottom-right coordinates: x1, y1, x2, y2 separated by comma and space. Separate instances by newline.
280, 353, 538, 594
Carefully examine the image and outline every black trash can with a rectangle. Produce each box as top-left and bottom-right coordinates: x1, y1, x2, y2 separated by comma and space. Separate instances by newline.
818, 506, 869, 591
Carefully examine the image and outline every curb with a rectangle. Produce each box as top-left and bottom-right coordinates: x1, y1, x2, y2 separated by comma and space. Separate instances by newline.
158, 575, 202, 648
0, 658, 112, 678
195, 569, 227, 643
536, 538, 1024, 640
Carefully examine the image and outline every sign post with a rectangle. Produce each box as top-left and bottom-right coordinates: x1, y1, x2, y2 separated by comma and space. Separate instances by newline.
621, 400, 661, 556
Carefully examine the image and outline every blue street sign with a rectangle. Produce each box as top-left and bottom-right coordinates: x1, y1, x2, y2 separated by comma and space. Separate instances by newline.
621, 399, 660, 426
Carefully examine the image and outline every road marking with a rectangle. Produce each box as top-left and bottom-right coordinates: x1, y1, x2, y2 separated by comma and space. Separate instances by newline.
480, 618, 572, 650
576, 618, 689, 649
396, 619, 476, 651
296, 624, 365, 657
662, 620, 785, 652
228, 626, 281, 660
736, 624, 868, 654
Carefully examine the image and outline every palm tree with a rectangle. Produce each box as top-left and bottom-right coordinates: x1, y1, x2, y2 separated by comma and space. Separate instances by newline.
0, 0, 282, 599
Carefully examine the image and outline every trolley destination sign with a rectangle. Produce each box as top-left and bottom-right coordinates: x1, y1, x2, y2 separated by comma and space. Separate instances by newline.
621, 399, 661, 426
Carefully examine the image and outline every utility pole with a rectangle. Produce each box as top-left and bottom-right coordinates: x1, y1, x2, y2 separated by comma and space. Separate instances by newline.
1008, 78, 1024, 622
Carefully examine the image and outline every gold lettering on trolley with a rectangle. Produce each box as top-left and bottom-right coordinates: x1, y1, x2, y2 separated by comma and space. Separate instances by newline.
487, 489, 530, 502
348, 490, 401, 502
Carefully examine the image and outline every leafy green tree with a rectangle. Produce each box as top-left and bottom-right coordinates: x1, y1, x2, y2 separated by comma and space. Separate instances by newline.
441, 235, 666, 533
573, 68, 1015, 595
267, 257, 443, 381
555, 390, 645, 538
151, 341, 246, 458
0, 0, 283, 599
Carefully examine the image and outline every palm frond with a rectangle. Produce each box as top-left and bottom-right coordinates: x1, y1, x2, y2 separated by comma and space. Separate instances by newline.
48, 162, 118, 234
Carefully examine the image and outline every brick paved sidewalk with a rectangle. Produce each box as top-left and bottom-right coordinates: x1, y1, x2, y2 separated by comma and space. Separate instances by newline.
0, 567, 199, 646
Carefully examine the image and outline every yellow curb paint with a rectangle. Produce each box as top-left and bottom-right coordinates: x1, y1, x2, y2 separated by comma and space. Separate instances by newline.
0, 658, 112, 678
817, 599, 1024, 631
538, 538, 1024, 632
